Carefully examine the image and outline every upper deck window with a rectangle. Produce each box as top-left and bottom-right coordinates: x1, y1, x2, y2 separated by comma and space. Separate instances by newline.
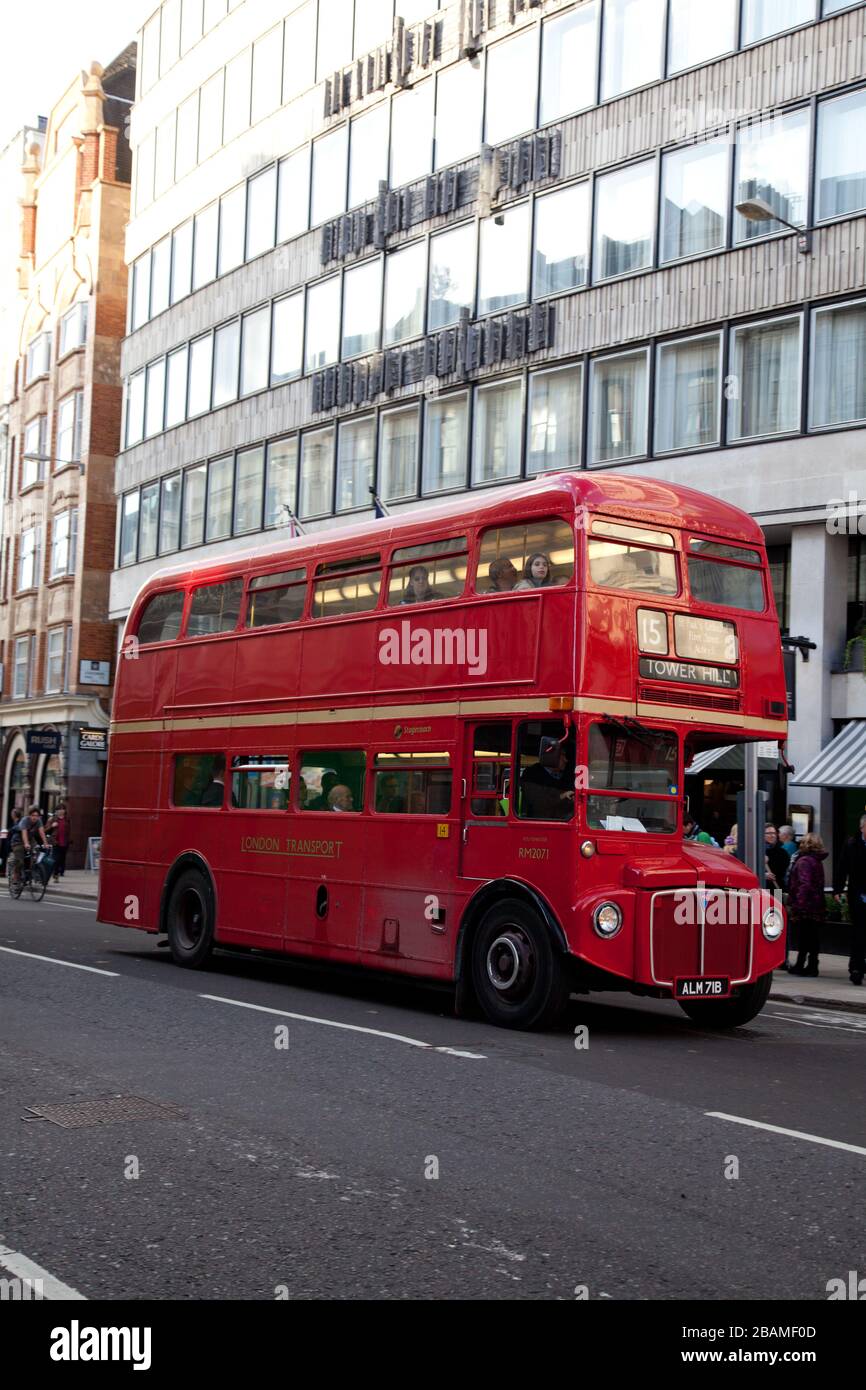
588, 520, 678, 596
476, 519, 574, 594
687, 538, 765, 612
246, 568, 307, 629
387, 537, 468, 607
187, 579, 244, 637
136, 590, 185, 645
312, 554, 381, 618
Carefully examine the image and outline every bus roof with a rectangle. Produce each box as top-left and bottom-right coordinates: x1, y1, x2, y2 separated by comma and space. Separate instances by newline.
134, 471, 765, 600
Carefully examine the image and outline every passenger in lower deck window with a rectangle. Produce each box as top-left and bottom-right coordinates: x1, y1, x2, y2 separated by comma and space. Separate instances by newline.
327, 784, 354, 812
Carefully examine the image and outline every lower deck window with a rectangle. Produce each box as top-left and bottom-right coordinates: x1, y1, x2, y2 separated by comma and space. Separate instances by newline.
173, 754, 226, 808
299, 750, 365, 812
373, 752, 452, 814
231, 756, 290, 810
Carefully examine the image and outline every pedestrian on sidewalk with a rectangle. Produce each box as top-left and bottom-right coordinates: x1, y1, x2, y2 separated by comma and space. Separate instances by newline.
45, 804, 70, 881
779, 824, 798, 861
837, 813, 866, 986
786, 833, 827, 977
765, 823, 790, 892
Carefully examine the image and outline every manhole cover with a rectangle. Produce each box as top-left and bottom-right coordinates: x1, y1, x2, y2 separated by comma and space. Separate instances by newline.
23, 1096, 186, 1129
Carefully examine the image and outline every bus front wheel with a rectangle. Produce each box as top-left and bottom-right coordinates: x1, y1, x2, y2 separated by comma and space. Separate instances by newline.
679, 972, 773, 1029
471, 898, 569, 1031
166, 869, 215, 969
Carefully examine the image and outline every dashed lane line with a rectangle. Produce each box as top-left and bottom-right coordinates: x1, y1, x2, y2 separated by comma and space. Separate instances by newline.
706, 1111, 866, 1157
0, 945, 118, 976
200, 992, 486, 1058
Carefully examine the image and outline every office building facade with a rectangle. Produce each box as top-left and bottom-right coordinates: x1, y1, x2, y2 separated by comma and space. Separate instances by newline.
115, 0, 866, 859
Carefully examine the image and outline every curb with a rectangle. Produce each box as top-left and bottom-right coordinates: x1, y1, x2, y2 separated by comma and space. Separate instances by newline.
769, 989, 866, 1017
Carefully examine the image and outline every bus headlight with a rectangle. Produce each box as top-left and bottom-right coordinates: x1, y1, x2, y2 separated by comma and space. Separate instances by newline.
762, 907, 784, 941
593, 902, 622, 938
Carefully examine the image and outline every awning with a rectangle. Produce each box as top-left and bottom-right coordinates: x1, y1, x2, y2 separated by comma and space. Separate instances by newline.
685, 745, 778, 777
790, 721, 866, 789
684, 746, 734, 777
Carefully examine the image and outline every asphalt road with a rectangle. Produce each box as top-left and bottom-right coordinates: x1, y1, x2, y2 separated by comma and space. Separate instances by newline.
1, 891, 864, 1301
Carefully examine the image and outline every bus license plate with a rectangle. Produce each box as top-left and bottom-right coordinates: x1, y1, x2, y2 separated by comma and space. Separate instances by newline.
675, 976, 731, 1000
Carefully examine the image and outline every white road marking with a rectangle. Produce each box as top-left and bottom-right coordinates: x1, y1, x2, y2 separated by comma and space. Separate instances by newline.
768, 1011, 866, 1034
0, 1244, 87, 1300
200, 993, 486, 1058
0, 896, 95, 913
0, 946, 118, 977
706, 1111, 866, 1157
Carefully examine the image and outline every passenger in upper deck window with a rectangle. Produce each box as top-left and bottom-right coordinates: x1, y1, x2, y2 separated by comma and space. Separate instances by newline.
487, 557, 519, 592
401, 565, 443, 605
515, 553, 555, 591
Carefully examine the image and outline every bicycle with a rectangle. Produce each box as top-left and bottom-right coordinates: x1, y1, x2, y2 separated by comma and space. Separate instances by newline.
8, 849, 49, 902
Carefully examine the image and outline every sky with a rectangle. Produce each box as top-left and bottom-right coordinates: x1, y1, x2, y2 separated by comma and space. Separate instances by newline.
0, 0, 150, 150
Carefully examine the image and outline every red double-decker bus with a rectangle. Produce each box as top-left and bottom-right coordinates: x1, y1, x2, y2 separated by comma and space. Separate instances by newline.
99, 472, 787, 1030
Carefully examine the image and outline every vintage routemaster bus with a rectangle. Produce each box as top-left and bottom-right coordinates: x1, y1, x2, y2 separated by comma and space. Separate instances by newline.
99, 473, 787, 1029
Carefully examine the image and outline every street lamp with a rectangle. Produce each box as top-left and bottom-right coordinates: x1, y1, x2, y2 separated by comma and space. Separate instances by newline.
22, 452, 85, 478
735, 197, 812, 254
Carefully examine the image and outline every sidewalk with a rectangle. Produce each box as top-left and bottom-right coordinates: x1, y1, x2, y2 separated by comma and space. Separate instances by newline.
769, 954, 866, 1014
48, 868, 99, 899
42, 874, 866, 1014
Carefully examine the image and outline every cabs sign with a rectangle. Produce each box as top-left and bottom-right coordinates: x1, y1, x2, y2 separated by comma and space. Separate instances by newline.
79, 729, 108, 752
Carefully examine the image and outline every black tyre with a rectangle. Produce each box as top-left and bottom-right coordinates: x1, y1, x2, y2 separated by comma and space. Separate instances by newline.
28, 864, 47, 902
165, 868, 215, 969
679, 971, 773, 1028
8, 863, 23, 899
470, 897, 569, 1030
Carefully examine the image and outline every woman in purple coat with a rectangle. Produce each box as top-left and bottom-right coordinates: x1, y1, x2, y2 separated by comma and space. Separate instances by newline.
786, 833, 828, 977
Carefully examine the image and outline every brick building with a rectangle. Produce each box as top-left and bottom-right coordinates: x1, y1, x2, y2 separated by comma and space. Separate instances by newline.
0, 45, 135, 862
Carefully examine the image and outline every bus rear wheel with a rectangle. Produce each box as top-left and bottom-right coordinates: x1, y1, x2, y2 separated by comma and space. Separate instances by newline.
679, 972, 773, 1029
471, 898, 568, 1031
166, 869, 215, 969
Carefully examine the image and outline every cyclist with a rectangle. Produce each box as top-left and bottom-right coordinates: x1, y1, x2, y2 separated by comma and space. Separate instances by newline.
9, 805, 49, 886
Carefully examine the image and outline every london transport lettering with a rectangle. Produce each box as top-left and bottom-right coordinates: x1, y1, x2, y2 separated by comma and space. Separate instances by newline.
241, 836, 343, 859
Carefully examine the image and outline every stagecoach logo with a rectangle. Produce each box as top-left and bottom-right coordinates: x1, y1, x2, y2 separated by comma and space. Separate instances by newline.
379, 622, 488, 677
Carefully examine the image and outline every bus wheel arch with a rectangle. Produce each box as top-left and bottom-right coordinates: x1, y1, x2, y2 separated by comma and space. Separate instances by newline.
456, 881, 570, 1030
160, 854, 217, 970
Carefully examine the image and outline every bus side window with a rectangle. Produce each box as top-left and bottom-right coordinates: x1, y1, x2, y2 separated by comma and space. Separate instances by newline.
373, 752, 452, 813
187, 579, 244, 636
137, 589, 185, 644
312, 555, 381, 618
231, 756, 291, 810
470, 725, 512, 817
173, 754, 226, 808
386, 538, 468, 606
299, 750, 366, 812
476, 519, 574, 594
245, 568, 307, 628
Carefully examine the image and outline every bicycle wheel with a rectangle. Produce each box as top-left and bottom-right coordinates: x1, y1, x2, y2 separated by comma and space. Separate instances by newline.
28, 865, 47, 902
8, 862, 23, 899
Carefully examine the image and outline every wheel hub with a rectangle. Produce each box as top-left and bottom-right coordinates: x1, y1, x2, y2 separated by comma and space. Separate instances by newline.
486, 928, 534, 998
176, 888, 204, 949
